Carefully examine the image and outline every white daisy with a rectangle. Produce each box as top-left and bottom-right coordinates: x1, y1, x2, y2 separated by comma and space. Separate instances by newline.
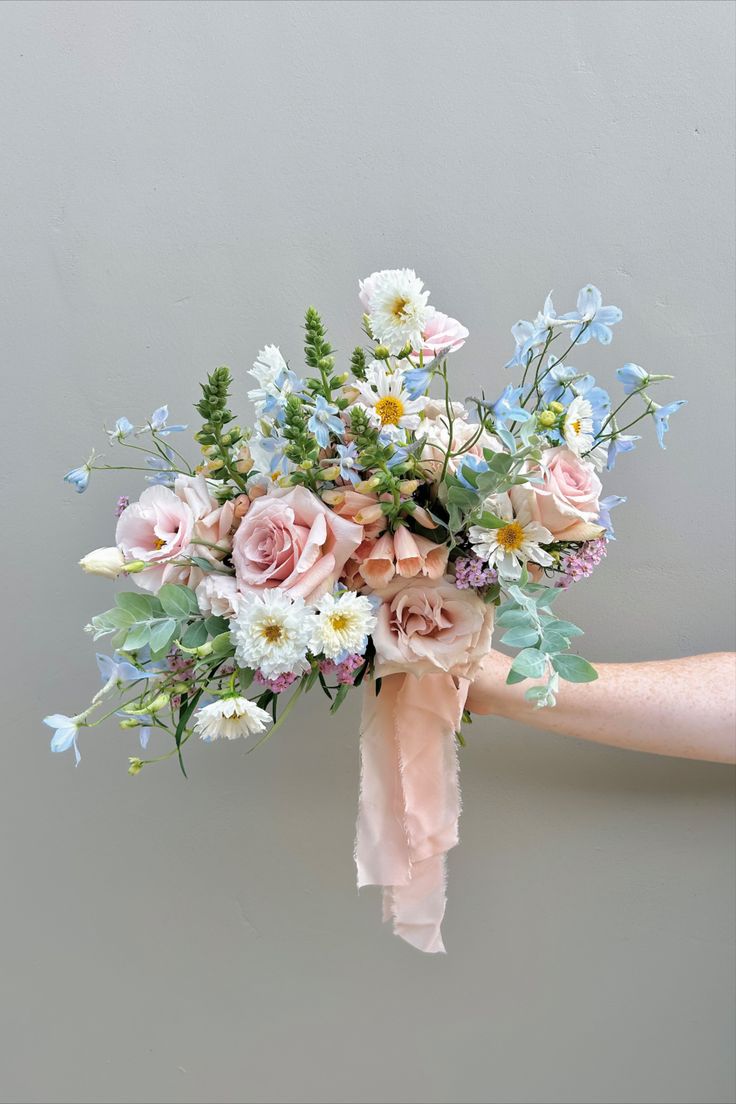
230, 590, 316, 678
356, 363, 427, 438
193, 696, 271, 742
563, 395, 595, 457
469, 492, 554, 581
311, 590, 377, 660
361, 268, 431, 354
248, 345, 288, 414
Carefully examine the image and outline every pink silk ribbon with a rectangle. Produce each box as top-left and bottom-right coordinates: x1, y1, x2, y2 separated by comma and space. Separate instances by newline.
355, 671, 469, 953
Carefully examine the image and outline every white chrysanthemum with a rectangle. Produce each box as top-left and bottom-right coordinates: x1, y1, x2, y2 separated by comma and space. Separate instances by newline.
248, 345, 288, 413
469, 492, 554, 581
231, 590, 316, 678
193, 696, 271, 742
311, 590, 377, 660
563, 396, 595, 457
356, 363, 427, 438
361, 269, 431, 354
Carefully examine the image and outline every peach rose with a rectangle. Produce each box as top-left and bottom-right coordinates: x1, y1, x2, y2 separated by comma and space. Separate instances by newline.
232, 485, 363, 602
518, 446, 603, 541
372, 576, 494, 679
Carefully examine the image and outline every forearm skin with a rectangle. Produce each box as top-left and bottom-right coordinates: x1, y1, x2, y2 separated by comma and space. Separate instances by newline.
466, 652, 736, 764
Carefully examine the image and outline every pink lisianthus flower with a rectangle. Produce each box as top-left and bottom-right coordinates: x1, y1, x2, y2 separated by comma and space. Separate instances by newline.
232, 485, 363, 602
372, 576, 494, 679
412, 308, 468, 362
116, 485, 195, 593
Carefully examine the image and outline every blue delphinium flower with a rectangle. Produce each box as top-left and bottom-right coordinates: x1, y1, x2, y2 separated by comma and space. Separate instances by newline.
108, 417, 135, 442
505, 318, 547, 369
457, 454, 489, 490
145, 453, 176, 485
148, 405, 188, 435
598, 495, 627, 540
44, 714, 81, 765
490, 384, 532, 428
607, 432, 640, 470
63, 463, 91, 494
96, 653, 147, 686
116, 710, 153, 749
616, 363, 674, 396
652, 400, 686, 449
403, 366, 433, 399
260, 369, 306, 423
307, 395, 344, 448
563, 285, 622, 345
539, 359, 610, 434
335, 442, 361, 485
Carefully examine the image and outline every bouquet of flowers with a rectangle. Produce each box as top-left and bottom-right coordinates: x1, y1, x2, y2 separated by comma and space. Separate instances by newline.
47, 269, 684, 952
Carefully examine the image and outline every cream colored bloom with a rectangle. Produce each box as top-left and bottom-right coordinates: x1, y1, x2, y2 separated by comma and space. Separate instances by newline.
193, 696, 271, 741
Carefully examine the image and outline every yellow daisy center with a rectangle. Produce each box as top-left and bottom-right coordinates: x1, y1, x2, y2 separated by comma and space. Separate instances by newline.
328, 612, 352, 633
260, 622, 284, 644
571, 419, 582, 434
375, 396, 404, 426
391, 296, 410, 320
497, 522, 525, 551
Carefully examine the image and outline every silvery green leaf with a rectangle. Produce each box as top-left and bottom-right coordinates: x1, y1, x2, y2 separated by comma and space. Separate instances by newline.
505, 667, 527, 685
495, 607, 530, 627
510, 648, 547, 679
205, 616, 229, 637
181, 621, 208, 648
535, 588, 562, 607
495, 426, 516, 453
551, 654, 598, 682
501, 626, 540, 648
149, 618, 178, 654
116, 592, 154, 620
211, 632, 235, 656
158, 583, 200, 618
539, 632, 570, 653
545, 619, 584, 638
123, 623, 151, 651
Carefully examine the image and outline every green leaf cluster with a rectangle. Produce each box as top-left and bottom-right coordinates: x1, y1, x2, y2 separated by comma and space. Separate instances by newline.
90, 586, 235, 663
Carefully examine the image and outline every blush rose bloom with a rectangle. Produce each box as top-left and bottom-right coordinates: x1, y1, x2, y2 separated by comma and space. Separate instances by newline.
422, 417, 501, 482
411, 308, 469, 362
195, 574, 240, 619
372, 576, 494, 679
517, 446, 603, 541
232, 485, 363, 602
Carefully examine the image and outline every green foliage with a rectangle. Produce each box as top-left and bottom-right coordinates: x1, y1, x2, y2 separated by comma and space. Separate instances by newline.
282, 394, 320, 483
194, 366, 245, 489
304, 307, 334, 373
350, 346, 368, 381
90, 586, 232, 664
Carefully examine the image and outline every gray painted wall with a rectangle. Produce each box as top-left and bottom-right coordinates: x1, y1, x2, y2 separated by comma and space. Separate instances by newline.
1, 2, 734, 1102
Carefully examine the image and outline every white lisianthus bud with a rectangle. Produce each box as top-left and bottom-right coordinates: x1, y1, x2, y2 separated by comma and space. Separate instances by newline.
79, 546, 126, 579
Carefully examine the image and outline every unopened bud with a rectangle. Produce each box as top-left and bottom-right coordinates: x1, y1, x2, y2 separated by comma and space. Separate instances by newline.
538, 410, 556, 427
320, 465, 340, 481
232, 493, 250, 519
128, 758, 143, 776
354, 503, 385, 525
248, 483, 267, 499
409, 504, 438, 529
398, 479, 419, 495
548, 401, 565, 415
318, 356, 335, 372
119, 718, 141, 730
362, 313, 374, 338
334, 372, 349, 385
356, 476, 381, 494
121, 559, 147, 575
235, 445, 253, 474
398, 342, 413, 359
373, 345, 391, 360
79, 547, 125, 579
321, 488, 346, 506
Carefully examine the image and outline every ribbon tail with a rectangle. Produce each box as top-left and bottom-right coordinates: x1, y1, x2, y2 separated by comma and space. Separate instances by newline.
356, 672, 468, 954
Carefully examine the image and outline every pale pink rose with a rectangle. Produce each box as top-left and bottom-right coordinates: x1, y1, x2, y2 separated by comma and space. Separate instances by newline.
412, 308, 468, 361
518, 446, 602, 541
195, 574, 240, 619
116, 485, 195, 593
372, 576, 494, 679
232, 485, 363, 602
175, 474, 236, 567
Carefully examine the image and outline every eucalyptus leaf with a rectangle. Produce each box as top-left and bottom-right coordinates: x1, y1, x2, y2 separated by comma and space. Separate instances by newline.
158, 583, 200, 618
181, 621, 208, 648
123, 623, 151, 652
205, 616, 230, 638
551, 653, 598, 682
509, 647, 547, 679
495, 607, 531, 628
149, 617, 178, 654
501, 626, 540, 648
116, 592, 154, 619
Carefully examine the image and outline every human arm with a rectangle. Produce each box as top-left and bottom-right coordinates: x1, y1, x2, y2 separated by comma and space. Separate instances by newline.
465, 651, 736, 764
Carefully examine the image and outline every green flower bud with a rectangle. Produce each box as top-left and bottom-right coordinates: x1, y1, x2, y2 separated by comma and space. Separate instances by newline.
373, 345, 391, 360
548, 401, 565, 415
538, 410, 557, 427
128, 758, 144, 776
119, 718, 141, 729
122, 560, 147, 575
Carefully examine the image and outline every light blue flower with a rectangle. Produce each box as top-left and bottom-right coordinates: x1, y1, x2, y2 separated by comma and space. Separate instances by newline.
251, 432, 290, 477
616, 363, 648, 395
145, 454, 176, 486
108, 417, 135, 441
261, 369, 306, 422
539, 360, 610, 432
335, 442, 361, 485
606, 432, 640, 470
148, 405, 187, 435
490, 384, 532, 428
115, 710, 152, 749
386, 445, 410, 468
44, 714, 80, 765
598, 495, 626, 540
403, 366, 432, 399
64, 464, 91, 494
652, 400, 686, 449
307, 395, 344, 449
505, 319, 547, 369
96, 653, 147, 685
562, 285, 622, 345
457, 454, 489, 490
